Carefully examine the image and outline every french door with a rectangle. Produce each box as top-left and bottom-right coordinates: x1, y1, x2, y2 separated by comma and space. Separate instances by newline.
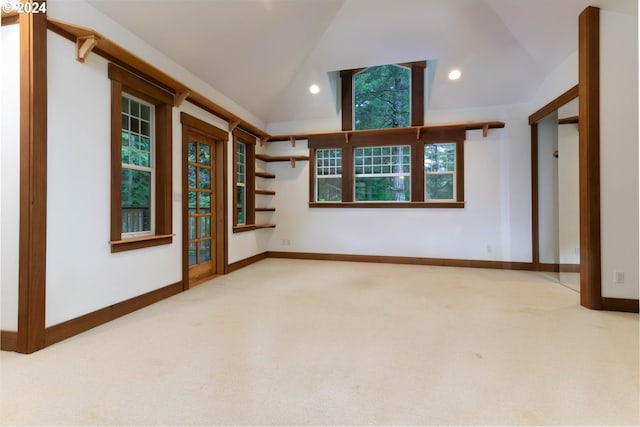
187, 135, 215, 282
181, 113, 227, 287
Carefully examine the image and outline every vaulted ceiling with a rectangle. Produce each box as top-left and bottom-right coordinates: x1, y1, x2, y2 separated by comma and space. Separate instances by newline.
87, 0, 636, 127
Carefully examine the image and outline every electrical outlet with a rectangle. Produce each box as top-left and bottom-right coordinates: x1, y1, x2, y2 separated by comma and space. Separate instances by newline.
486, 244, 492, 253
614, 271, 625, 284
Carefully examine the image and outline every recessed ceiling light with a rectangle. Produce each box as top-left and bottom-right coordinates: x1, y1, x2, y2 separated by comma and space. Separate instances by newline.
309, 84, 320, 94
448, 69, 461, 80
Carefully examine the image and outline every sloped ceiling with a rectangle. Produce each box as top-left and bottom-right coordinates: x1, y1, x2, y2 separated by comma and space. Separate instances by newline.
87, 0, 637, 127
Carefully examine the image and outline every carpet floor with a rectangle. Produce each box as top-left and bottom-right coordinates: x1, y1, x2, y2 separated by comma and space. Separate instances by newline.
1, 259, 638, 425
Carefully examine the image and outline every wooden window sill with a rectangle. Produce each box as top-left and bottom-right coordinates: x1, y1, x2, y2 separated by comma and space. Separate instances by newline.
309, 202, 465, 209
233, 224, 276, 233
110, 234, 174, 253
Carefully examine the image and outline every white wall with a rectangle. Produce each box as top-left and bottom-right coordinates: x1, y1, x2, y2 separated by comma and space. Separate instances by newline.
599, 10, 638, 299
537, 113, 559, 264
1, 24, 21, 331
530, 49, 578, 115
46, 33, 183, 326
264, 103, 533, 262
44, 1, 270, 326
48, 1, 264, 132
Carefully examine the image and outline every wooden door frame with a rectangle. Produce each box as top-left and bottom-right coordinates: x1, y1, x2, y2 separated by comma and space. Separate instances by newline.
528, 85, 579, 272
528, 6, 602, 310
180, 113, 228, 289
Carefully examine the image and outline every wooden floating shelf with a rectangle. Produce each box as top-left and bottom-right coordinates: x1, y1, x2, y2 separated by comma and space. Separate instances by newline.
266, 121, 506, 142
558, 116, 579, 125
255, 154, 310, 162
255, 154, 309, 168
256, 208, 276, 212
255, 171, 276, 179
232, 223, 276, 233
256, 189, 276, 195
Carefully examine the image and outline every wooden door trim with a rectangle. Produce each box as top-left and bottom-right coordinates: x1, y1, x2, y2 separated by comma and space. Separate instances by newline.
528, 86, 578, 272
180, 113, 228, 288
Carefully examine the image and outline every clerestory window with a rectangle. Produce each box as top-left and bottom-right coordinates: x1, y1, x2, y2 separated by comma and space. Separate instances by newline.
354, 64, 411, 130
341, 60, 425, 131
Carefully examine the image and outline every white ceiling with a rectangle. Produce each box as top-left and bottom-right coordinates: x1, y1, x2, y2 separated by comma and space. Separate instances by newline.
87, 0, 637, 127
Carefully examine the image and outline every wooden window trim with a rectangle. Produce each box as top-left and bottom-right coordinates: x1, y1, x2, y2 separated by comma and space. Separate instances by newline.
340, 60, 426, 131
309, 127, 464, 207
309, 202, 465, 209
233, 128, 256, 230
109, 63, 173, 252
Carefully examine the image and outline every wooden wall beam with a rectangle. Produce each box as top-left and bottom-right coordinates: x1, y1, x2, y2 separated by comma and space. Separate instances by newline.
578, 6, 602, 309
17, 9, 48, 354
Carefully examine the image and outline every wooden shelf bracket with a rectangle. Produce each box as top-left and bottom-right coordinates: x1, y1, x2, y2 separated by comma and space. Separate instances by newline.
175, 90, 190, 107
75, 35, 98, 63
229, 120, 241, 132
290, 136, 296, 147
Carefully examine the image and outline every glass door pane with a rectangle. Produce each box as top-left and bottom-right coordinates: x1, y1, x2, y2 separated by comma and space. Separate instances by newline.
186, 137, 216, 283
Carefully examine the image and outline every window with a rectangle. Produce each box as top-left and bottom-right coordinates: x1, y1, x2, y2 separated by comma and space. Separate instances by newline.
341, 60, 425, 131
233, 128, 255, 229
121, 94, 154, 236
354, 145, 410, 201
315, 148, 342, 202
425, 143, 457, 201
109, 63, 173, 252
309, 127, 465, 208
354, 64, 411, 130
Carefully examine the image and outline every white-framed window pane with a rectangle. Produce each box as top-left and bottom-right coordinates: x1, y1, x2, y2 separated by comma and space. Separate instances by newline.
424, 143, 456, 201
237, 185, 246, 225
316, 148, 342, 202
354, 145, 411, 201
121, 93, 154, 236
236, 142, 246, 224
121, 168, 152, 233
426, 173, 455, 200
424, 143, 456, 172
236, 142, 246, 184
317, 177, 342, 202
